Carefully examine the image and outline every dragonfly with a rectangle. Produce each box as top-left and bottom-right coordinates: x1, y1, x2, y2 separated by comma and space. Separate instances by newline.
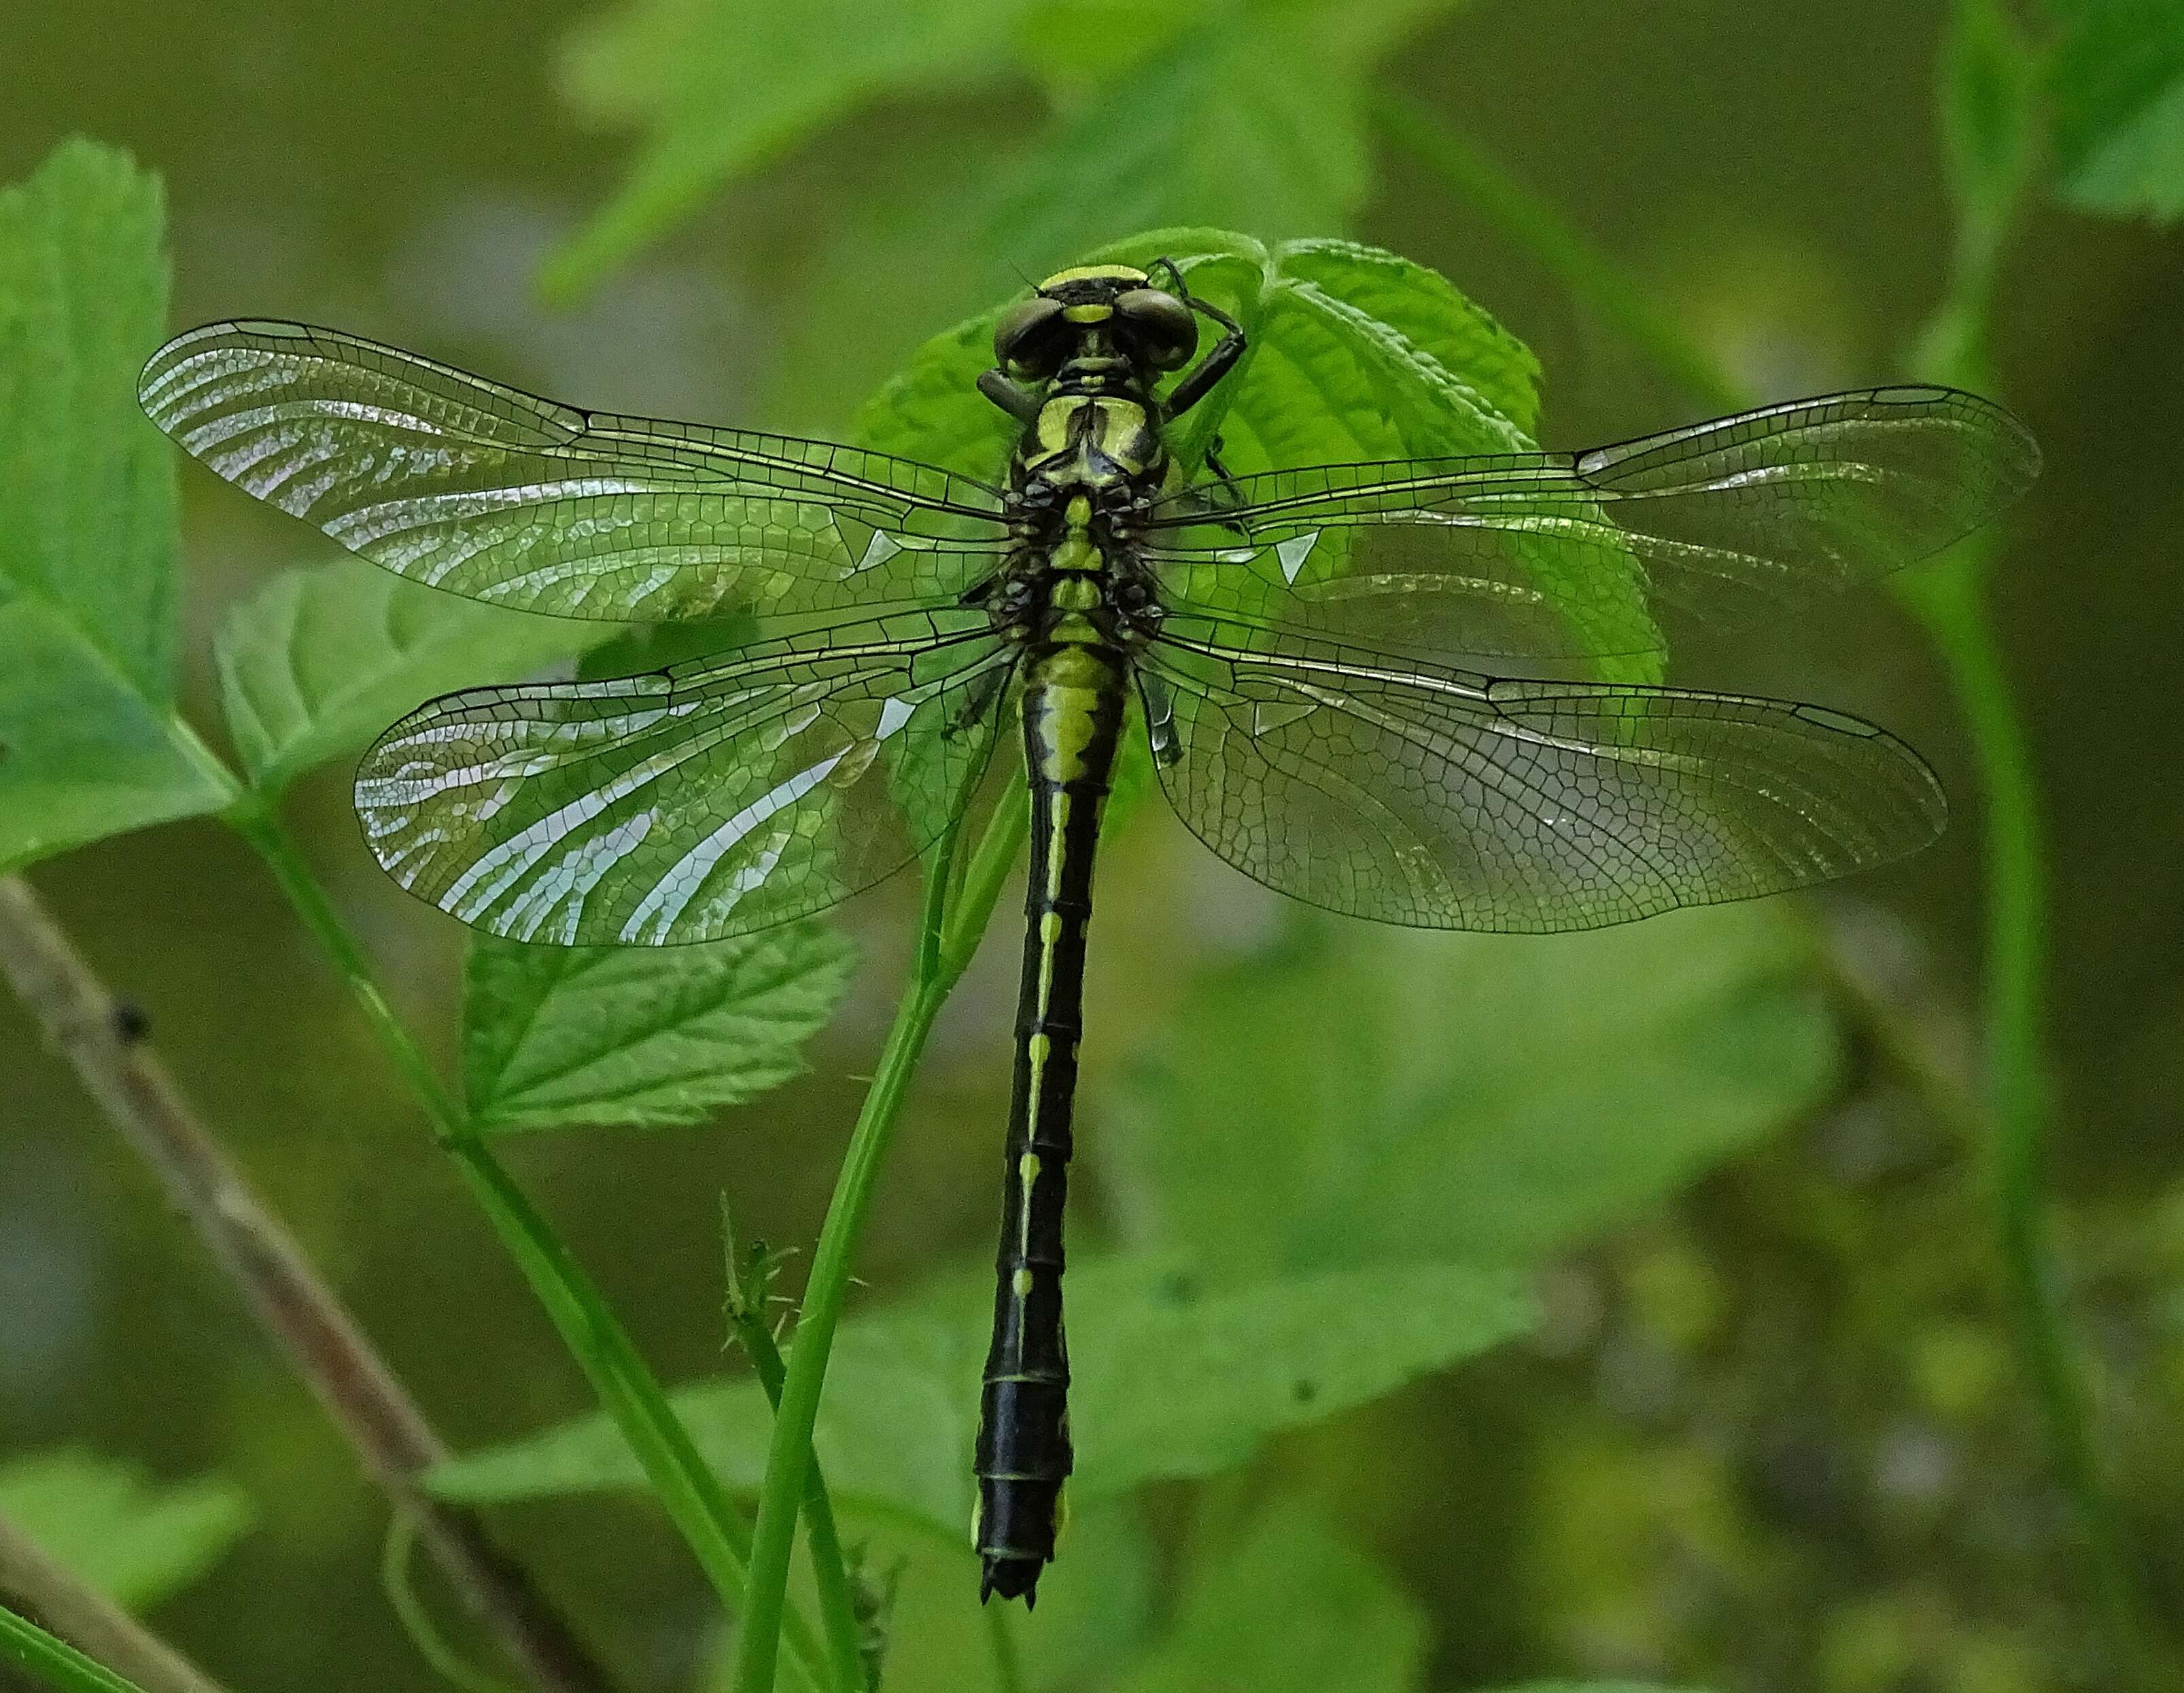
139, 258, 2037, 1605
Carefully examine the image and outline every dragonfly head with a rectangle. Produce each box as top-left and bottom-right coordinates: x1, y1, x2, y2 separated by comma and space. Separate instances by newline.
995, 263, 1200, 381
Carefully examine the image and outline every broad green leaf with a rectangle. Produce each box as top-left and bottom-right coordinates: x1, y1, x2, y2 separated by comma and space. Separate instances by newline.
756, 5, 1467, 432
430, 1253, 1532, 1532
215, 561, 602, 795
1101, 906, 1837, 1279
548, 0, 1468, 300
975, 22, 1375, 285
857, 230, 1538, 478
0, 1449, 252, 1612
545, 0, 1037, 297
574, 612, 752, 682
2049, 0, 2184, 222
848, 230, 1648, 676
462, 923, 857, 1131
0, 140, 235, 869
1109, 1501, 1426, 1693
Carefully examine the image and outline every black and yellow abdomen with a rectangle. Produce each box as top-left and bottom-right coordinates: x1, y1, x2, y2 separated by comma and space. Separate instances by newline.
973, 625, 1129, 1605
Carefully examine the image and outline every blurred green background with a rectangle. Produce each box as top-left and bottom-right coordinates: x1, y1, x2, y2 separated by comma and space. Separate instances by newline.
3, 2, 2181, 1691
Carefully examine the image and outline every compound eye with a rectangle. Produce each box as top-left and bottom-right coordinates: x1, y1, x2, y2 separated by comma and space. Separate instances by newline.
1115, 287, 1198, 370
994, 296, 1068, 379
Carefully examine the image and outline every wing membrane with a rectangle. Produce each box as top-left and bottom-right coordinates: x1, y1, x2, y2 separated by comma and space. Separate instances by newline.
356, 611, 1011, 944
1147, 387, 2038, 661
1140, 616, 1944, 932
141, 321, 1011, 621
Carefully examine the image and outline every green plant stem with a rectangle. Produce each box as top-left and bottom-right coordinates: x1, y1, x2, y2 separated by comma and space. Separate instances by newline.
1378, 98, 2157, 1677
1899, 555, 2153, 1679
724, 1235, 865, 1693
0, 1602, 152, 1693
0, 872, 616, 1693
222, 796, 830, 1692
381, 1520, 524, 1693
731, 787, 1024, 1693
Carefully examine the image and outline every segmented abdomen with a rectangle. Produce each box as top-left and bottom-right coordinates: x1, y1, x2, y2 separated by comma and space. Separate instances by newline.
973, 638, 1127, 1605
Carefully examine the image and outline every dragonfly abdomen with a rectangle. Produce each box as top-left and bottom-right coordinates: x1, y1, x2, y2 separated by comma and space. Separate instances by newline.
974, 637, 1128, 1605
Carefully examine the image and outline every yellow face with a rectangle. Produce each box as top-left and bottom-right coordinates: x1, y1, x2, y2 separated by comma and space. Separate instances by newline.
1035, 263, 1149, 290
1034, 264, 1149, 326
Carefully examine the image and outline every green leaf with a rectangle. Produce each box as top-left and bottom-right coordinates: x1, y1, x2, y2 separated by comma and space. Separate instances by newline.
462, 923, 858, 1131
856, 229, 1537, 478
0, 1605, 153, 1693
544, 0, 1038, 298
215, 561, 603, 795
0, 1450, 252, 1612
975, 22, 1376, 281
548, 0, 1469, 302
1101, 906, 1838, 1278
2049, 0, 2184, 222
430, 1252, 1531, 1533
849, 230, 1647, 677
1109, 1501, 1427, 1693
573, 612, 753, 682
0, 140, 235, 869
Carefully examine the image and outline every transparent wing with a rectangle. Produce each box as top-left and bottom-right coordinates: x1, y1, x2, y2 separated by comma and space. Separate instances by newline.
1138, 616, 1944, 932
355, 610, 1012, 944
141, 321, 1011, 621
1146, 387, 2038, 661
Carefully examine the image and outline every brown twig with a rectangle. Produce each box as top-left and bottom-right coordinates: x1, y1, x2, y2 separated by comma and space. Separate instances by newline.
0, 874, 619, 1693
0, 1511, 228, 1693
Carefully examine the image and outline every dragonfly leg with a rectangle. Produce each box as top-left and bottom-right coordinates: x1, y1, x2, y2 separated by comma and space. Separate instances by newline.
943, 662, 1011, 742
978, 367, 1043, 425
1149, 258, 1247, 420
1202, 432, 1249, 516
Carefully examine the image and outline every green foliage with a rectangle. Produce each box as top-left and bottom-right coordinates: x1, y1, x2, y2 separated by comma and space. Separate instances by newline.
1103, 908, 1836, 1278
2048, 0, 2184, 222
430, 1253, 1530, 1529
1919, 0, 2041, 383
461, 925, 858, 1131
0, 1449, 252, 1612
856, 229, 1537, 482
854, 228, 1632, 680
1941, 0, 2041, 239
1109, 1502, 1426, 1693
546, 0, 1468, 302
701, 1503, 1157, 1693
0, 140, 234, 870
0, 1605, 153, 1693
215, 561, 599, 796
548, 0, 1032, 298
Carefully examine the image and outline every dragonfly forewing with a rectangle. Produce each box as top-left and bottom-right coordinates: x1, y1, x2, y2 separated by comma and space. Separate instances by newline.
140, 320, 1013, 623
1146, 385, 2039, 664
